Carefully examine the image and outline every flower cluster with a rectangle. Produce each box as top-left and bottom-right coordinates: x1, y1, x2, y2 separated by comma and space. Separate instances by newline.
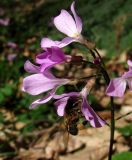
22, 1, 108, 128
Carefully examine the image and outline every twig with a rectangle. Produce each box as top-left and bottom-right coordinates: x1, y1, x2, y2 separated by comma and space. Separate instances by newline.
116, 111, 132, 121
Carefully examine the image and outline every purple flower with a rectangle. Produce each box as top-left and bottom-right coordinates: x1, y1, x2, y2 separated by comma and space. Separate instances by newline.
41, 37, 78, 49
24, 60, 40, 73
54, 87, 106, 128
7, 54, 17, 61
29, 88, 57, 109
127, 60, 132, 70
23, 62, 105, 128
24, 60, 58, 79
22, 61, 70, 108
41, 1, 83, 49
106, 60, 132, 97
7, 42, 17, 49
23, 71, 69, 96
23, 74, 69, 107
54, 1, 82, 39
36, 47, 71, 72
24, 47, 70, 74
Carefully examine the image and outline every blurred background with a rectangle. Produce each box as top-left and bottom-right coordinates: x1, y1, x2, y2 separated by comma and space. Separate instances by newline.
0, 0, 132, 159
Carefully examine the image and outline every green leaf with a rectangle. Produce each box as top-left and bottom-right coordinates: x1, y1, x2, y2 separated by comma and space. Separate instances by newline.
1, 84, 14, 96
56, 86, 65, 94
117, 124, 132, 137
112, 152, 132, 160
0, 93, 5, 103
21, 124, 35, 135
0, 113, 4, 123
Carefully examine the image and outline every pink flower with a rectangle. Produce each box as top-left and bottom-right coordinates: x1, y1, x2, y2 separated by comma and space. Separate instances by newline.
29, 88, 57, 109
22, 61, 70, 108
36, 47, 71, 72
24, 46, 71, 75
23, 62, 105, 128
24, 60, 40, 74
54, 87, 106, 128
127, 60, 132, 70
23, 57, 105, 128
106, 60, 132, 97
23, 69, 69, 96
23, 73, 69, 108
7, 42, 17, 49
7, 54, 17, 61
41, 37, 78, 49
41, 1, 83, 49
54, 1, 82, 39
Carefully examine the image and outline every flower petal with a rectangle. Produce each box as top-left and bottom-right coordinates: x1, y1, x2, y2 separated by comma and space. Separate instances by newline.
23, 73, 69, 95
50, 47, 66, 61
127, 60, 132, 70
54, 97, 69, 116
71, 1, 82, 34
54, 10, 78, 37
41, 37, 77, 48
81, 98, 106, 128
53, 92, 80, 99
36, 53, 52, 65
59, 37, 77, 47
24, 60, 40, 73
122, 70, 132, 79
106, 78, 127, 97
36, 47, 67, 72
29, 89, 56, 109
45, 70, 57, 79
41, 38, 61, 49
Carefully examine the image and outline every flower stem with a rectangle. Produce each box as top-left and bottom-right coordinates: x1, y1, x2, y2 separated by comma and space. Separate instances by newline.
108, 97, 115, 160
93, 49, 115, 160
83, 40, 115, 160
